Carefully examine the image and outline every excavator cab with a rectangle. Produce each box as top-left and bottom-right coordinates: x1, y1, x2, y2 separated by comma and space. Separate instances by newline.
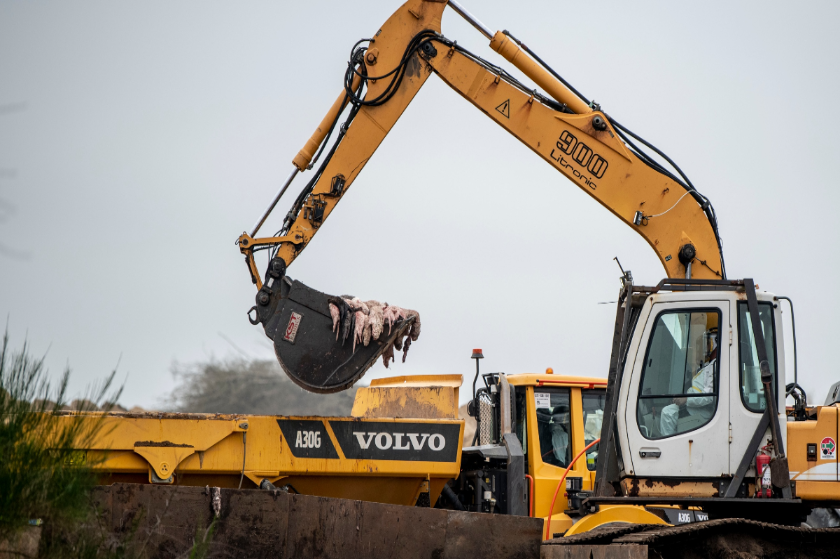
248, 258, 414, 393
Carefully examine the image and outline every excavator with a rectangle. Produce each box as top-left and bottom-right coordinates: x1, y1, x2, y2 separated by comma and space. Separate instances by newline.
232, 0, 840, 547
55, 0, 840, 556
236, 0, 727, 395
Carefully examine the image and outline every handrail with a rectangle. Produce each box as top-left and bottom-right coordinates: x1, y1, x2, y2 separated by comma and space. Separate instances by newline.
525, 474, 534, 517
778, 296, 798, 389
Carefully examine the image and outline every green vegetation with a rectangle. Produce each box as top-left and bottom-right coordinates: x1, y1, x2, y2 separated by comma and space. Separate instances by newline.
0, 333, 332, 556
187, 519, 216, 559
0, 330, 119, 549
0, 331, 233, 558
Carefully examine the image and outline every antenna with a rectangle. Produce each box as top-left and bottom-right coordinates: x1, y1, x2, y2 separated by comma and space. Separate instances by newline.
614, 257, 633, 287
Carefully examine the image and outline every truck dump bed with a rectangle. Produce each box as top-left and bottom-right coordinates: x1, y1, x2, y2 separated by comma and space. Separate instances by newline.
66, 375, 465, 508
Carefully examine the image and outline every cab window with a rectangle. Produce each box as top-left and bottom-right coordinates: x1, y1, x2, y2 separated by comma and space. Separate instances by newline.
582, 390, 605, 471
637, 309, 721, 440
737, 302, 777, 413
534, 388, 571, 467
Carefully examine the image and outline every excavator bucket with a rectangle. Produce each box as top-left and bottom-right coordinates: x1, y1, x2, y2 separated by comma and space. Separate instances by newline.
251, 275, 414, 394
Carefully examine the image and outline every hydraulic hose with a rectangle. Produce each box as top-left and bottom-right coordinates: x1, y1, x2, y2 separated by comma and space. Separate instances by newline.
441, 483, 466, 511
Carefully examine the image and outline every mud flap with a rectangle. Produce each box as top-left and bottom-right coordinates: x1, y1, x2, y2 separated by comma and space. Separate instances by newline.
256, 275, 413, 393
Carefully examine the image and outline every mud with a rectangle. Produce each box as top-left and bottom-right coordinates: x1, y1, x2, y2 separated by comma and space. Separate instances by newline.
56, 411, 244, 420
133, 441, 194, 448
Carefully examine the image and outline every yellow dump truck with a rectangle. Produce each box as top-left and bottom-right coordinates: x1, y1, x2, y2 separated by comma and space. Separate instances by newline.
64, 371, 620, 534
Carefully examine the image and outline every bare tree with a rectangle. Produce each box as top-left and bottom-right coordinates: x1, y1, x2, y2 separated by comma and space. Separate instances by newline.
166, 357, 357, 416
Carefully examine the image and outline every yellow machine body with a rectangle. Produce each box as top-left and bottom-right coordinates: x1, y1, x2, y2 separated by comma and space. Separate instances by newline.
787, 404, 840, 501
65, 374, 464, 508
239, 0, 724, 289
507, 374, 606, 535
59, 372, 840, 536
563, 505, 668, 537
60, 371, 617, 528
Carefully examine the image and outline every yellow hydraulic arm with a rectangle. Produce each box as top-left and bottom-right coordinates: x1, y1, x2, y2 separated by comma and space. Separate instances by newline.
237, 0, 726, 290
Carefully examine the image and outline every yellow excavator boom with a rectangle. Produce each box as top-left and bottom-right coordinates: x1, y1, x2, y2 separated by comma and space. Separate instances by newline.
238, 0, 725, 290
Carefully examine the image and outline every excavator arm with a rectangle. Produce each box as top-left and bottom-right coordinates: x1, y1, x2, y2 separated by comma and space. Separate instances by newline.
238, 0, 724, 287
236, 0, 726, 392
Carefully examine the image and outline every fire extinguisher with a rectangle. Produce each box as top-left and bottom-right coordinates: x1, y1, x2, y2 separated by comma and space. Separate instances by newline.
755, 446, 772, 498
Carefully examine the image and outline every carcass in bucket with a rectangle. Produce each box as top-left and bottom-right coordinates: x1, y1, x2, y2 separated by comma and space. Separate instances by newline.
248, 260, 419, 394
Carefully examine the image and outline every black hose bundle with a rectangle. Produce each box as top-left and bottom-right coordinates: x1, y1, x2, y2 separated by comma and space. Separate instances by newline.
273, 28, 726, 278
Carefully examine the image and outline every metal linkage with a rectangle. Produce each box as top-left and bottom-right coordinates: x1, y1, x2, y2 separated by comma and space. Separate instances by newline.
448, 1, 493, 40
631, 278, 745, 294
250, 167, 299, 238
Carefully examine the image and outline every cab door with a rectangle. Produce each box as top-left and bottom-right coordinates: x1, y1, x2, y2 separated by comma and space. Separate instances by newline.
729, 299, 787, 475
623, 301, 730, 478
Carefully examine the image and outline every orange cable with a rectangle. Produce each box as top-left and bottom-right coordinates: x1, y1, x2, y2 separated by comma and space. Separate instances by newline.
544, 438, 600, 540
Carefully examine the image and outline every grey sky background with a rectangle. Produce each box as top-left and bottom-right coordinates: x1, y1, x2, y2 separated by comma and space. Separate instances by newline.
1, 1, 837, 410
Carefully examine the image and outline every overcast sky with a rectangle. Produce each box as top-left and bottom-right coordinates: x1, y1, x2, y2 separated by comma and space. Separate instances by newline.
1, 1, 838, 410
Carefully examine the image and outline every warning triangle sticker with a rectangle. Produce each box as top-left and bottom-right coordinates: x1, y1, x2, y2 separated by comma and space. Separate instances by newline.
495, 99, 510, 118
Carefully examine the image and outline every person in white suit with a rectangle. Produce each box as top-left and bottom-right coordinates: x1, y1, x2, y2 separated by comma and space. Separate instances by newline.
660, 335, 717, 437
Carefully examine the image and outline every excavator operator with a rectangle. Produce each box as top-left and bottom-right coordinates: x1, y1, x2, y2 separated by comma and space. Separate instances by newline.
660, 331, 718, 437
